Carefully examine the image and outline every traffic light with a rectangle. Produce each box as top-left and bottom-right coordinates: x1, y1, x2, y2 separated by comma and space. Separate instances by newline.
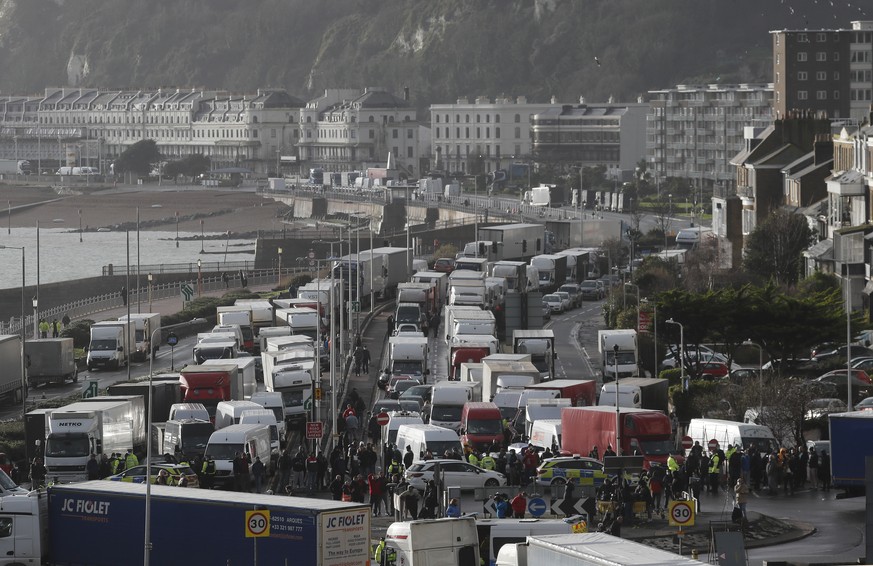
522, 240, 528, 253
536, 238, 542, 252
491, 241, 498, 253
479, 242, 486, 257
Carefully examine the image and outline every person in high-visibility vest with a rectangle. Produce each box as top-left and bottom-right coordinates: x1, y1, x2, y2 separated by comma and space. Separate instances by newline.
666, 454, 679, 473
479, 453, 495, 470
374, 537, 386, 565
468, 452, 479, 468
124, 449, 139, 471
708, 452, 721, 494
201, 458, 216, 489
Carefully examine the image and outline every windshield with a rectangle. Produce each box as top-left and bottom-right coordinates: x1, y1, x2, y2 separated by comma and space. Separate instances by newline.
431, 405, 463, 421
393, 361, 423, 375
45, 435, 90, 458
427, 441, 462, 457
180, 423, 215, 451
605, 352, 636, 365
560, 286, 577, 295
581, 282, 597, 289
0, 470, 16, 490
466, 419, 503, 435
282, 389, 305, 408
396, 306, 420, 323
268, 407, 284, 422
638, 439, 675, 456
90, 339, 116, 351
498, 406, 518, 421
195, 347, 233, 363
204, 443, 244, 461
135, 329, 145, 342
531, 357, 550, 374
539, 273, 551, 282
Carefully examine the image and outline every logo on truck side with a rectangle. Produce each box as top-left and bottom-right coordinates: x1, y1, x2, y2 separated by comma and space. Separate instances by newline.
56, 422, 84, 427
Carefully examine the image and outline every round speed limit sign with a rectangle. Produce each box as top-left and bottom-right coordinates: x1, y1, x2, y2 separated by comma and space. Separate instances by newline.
245, 510, 271, 538
668, 501, 695, 527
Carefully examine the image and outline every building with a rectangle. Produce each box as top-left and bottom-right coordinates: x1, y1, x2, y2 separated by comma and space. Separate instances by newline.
646, 83, 773, 190
530, 101, 648, 175
772, 20, 873, 122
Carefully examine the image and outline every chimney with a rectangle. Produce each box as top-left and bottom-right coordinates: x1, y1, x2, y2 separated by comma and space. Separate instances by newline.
813, 134, 833, 165
403, 86, 409, 101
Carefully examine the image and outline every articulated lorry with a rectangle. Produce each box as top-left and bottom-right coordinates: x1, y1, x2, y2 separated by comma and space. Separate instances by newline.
262, 351, 315, 425
598, 329, 639, 382
86, 321, 132, 370
0, 482, 371, 565
448, 271, 487, 308
490, 261, 528, 293
512, 329, 556, 380
524, 379, 596, 407
598, 377, 669, 413
530, 254, 568, 294
117, 313, 161, 361
478, 224, 546, 262
444, 305, 496, 343
178, 364, 241, 421
412, 271, 448, 308
44, 399, 146, 483
25, 338, 77, 387
554, 249, 591, 283
106, 381, 181, 423
333, 252, 386, 303
561, 406, 680, 469
0, 336, 24, 405
448, 338, 499, 381
233, 298, 274, 336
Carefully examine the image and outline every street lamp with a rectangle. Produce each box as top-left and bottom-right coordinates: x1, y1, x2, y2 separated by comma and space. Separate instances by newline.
145, 318, 206, 566
175, 211, 179, 248
743, 339, 764, 418
277, 247, 283, 288
197, 259, 202, 297
200, 219, 204, 253
0, 245, 26, 424
613, 343, 621, 456
147, 273, 154, 312
665, 318, 686, 391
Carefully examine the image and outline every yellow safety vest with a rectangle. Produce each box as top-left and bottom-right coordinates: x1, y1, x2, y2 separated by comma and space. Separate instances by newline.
479, 456, 495, 470
468, 454, 479, 467
708, 455, 720, 474
125, 453, 139, 470
667, 456, 679, 472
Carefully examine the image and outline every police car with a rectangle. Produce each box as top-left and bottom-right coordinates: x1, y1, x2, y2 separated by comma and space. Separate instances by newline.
535, 455, 607, 488
107, 464, 199, 488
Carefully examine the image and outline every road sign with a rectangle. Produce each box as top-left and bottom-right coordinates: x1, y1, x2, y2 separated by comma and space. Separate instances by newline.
638, 310, 652, 333
351, 301, 360, 313
245, 510, 270, 538
375, 412, 390, 426
83, 379, 98, 399
550, 497, 592, 518
303, 398, 312, 411
180, 283, 194, 302
681, 436, 694, 451
527, 497, 547, 517
708, 438, 720, 452
306, 421, 323, 439
668, 500, 695, 527
314, 387, 322, 401
166, 332, 179, 346
482, 498, 497, 517
308, 250, 316, 259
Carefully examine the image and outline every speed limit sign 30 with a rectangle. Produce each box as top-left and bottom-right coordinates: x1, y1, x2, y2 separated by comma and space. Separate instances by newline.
245, 510, 271, 538
668, 500, 695, 527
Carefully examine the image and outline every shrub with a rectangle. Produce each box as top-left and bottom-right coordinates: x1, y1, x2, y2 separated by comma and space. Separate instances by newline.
61, 319, 95, 349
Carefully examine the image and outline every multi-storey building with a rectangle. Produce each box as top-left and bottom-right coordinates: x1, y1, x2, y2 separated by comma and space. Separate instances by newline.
646, 83, 773, 190
772, 20, 873, 122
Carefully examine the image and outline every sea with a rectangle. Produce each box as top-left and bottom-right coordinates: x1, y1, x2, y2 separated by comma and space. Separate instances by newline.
0, 227, 256, 290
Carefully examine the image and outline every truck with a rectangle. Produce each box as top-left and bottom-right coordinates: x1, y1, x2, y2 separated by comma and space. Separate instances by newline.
598, 329, 639, 382
481, 360, 541, 402
216, 306, 255, 352
478, 224, 546, 262
107, 381, 181, 423
561, 406, 681, 468
203, 357, 258, 401
827, 411, 873, 491
448, 339, 499, 381
117, 313, 161, 361
523, 184, 552, 207
371, 246, 412, 295
86, 320, 133, 370
490, 261, 529, 293
24, 338, 77, 387
598, 378, 669, 413
397, 282, 437, 316
387, 336, 429, 383
523, 398, 571, 440
512, 329, 556, 380
455, 256, 491, 272
276, 307, 322, 340
412, 271, 449, 308
497, 532, 708, 566
233, 299, 274, 336
530, 254, 568, 293
25, 409, 54, 460
162, 418, 214, 459
444, 305, 496, 343
384, 517, 479, 566
333, 252, 386, 303
178, 364, 241, 421
524, 379, 597, 407
44, 399, 146, 483
461, 241, 503, 262
262, 351, 315, 425
0, 482, 371, 565
258, 326, 292, 352
448, 270, 487, 308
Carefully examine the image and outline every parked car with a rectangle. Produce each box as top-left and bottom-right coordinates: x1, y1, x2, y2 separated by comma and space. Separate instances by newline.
433, 258, 456, 273
854, 396, 873, 411
543, 294, 564, 313
387, 376, 422, 399
696, 361, 730, 379
106, 464, 199, 488
554, 291, 573, 311
373, 399, 421, 415
579, 281, 602, 300
812, 345, 873, 362
558, 284, 582, 308
536, 456, 607, 487
805, 398, 847, 420
405, 459, 506, 490
400, 384, 433, 404
851, 358, 873, 373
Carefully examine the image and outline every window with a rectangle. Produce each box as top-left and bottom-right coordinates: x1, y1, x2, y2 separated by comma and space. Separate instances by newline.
514, 114, 521, 123
816, 71, 827, 81
407, 147, 413, 158
495, 127, 501, 137
797, 52, 808, 62
797, 33, 809, 43
476, 114, 481, 123
0, 517, 12, 538
392, 129, 398, 139
369, 129, 375, 139
515, 126, 521, 139
465, 114, 470, 123
817, 90, 827, 100
817, 32, 827, 42
816, 52, 827, 62
834, 90, 841, 100
407, 129, 413, 139
393, 146, 398, 157
797, 91, 808, 100
798, 71, 808, 81
834, 71, 840, 81
271, 128, 276, 138
495, 115, 500, 123
834, 52, 840, 61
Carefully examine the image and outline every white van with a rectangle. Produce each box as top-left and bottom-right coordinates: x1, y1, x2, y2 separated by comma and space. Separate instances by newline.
476, 518, 581, 566
203, 357, 257, 401
382, 411, 424, 448
529, 419, 562, 451
239, 409, 281, 453
395, 424, 463, 460
214, 400, 264, 430
249, 391, 286, 436
168, 403, 210, 422
203, 423, 272, 488
430, 385, 473, 431
686, 418, 780, 455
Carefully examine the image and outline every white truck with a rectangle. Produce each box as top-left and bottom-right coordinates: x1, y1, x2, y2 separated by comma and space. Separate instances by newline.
397, 282, 437, 315
261, 350, 315, 425
411, 271, 448, 308
203, 357, 258, 401
444, 305, 496, 343
384, 517, 480, 566
275, 307, 321, 340
214, 400, 264, 430
598, 329, 639, 382
192, 338, 238, 364
490, 261, 528, 293
448, 271, 487, 307
530, 254, 568, 294
257, 326, 292, 352
25, 338, 78, 386
249, 391, 286, 437
86, 320, 132, 370
481, 360, 541, 401
497, 533, 708, 566
523, 184, 552, 207
0, 335, 25, 403
118, 313, 161, 361
44, 399, 146, 483
387, 336, 429, 382
478, 224, 545, 262
233, 299, 274, 336
512, 329, 556, 380
216, 306, 255, 352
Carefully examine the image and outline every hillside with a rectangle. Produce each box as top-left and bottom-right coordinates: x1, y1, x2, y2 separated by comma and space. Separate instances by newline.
0, 0, 866, 108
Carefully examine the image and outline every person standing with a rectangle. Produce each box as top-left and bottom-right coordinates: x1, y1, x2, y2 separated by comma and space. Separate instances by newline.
51, 319, 60, 337
61, 313, 71, 328
233, 453, 250, 492
361, 347, 371, 373
305, 452, 319, 493
510, 491, 527, 519
808, 447, 819, 489
120, 286, 127, 305
200, 457, 216, 489
251, 457, 266, 493
735, 476, 749, 522
124, 449, 139, 471
29, 457, 46, 489
86, 454, 99, 481
445, 498, 461, 518
38, 319, 48, 338
819, 450, 831, 491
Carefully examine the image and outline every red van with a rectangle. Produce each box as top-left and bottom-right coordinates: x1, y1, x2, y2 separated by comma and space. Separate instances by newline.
459, 402, 504, 452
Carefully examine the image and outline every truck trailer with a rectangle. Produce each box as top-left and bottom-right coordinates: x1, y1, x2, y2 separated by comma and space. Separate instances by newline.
117, 312, 161, 361
512, 329, 556, 380
25, 338, 77, 387
0, 482, 370, 565
498, 533, 707, 566
597, 377, 669, 413
829, 411, 873, 490
598, 329, 639, 382
477, 224, 545, 262
481, 360, 541, 401
178, 364, 240, 420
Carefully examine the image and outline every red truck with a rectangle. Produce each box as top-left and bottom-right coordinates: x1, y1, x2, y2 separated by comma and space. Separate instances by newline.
524, 379, 596, 407
178, 364, 240, 422
449, 342, 496, 380
560, 406, 682, 469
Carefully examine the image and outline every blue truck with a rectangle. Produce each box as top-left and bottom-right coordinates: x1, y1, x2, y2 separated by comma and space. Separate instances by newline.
829, 410, 873, 492
0, 481, 370, 565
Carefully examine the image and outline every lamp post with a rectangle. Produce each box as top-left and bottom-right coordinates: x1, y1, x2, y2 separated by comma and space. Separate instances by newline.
665, 318, 686, 391
277, 247, 283, 288
148, 273, 154, 312
144, 318, 206, 566
175, 211, 179, 248
743, 339, 764, 418
78, 208, 82, 243
31, 297, 37, 340
0, 245, 26, 423
200, 219, 204, 253
197, 259, 202, 297
613, 343, 621, 456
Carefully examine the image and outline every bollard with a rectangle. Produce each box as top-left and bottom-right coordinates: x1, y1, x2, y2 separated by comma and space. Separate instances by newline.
691, 549, 698, 560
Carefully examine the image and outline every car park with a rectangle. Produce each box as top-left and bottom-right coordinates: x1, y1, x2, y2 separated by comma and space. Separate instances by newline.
405, 458, 506, 490
543, 294, 564, 313
558, 284, 582, 308
554, 291, 573, 311
535, 456, 608, 488
106, 464, 199, 488
579, 281, 602, 300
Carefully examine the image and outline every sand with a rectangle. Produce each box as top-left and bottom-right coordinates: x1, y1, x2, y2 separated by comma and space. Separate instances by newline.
0, 182, 293, 236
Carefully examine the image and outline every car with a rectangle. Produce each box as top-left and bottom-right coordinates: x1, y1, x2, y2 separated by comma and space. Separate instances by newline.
579, 281, 602, 300
399, 394, 426, 412
393, 323, 422, 336
535, 456, 608, 487
542, 294, 564, 313
594, 280, 607, 297
558, 284, 582, 308
696, 361, 729, 379
541, 301, 551, 320
805, 398, 847, 420
854, 396, 873, 411
852, 358, 873, 373
818, 369, 872, 384
812, 345, 873, 362
373, 399, 422, 416
728, 368, 759, 383
106, 464, 199, 488
554, 291, 573, 311
433, 258, 456, 273
391, 378, 424, 400
404, 458, 506, 490
661, 348, 740, 371
387, 375, 421, 399
812, 372, 873, 403
400, 384, 433, 404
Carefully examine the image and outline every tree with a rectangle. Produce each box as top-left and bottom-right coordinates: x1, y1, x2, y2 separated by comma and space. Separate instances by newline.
743, 210, 814, 286
114, 139, 161, 177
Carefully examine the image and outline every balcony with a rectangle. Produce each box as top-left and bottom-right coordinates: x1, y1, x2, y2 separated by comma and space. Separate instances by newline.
736, 185, 754, 199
